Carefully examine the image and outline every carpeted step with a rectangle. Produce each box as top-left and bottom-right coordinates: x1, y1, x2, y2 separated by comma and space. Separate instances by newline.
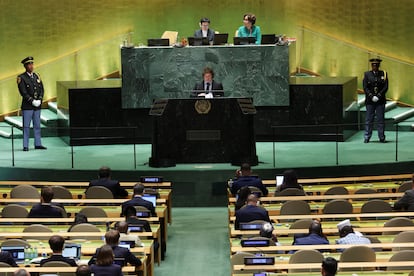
396, 120, 414, 131
385, 106, 413, 121
0, 122, 23, 139
4, 115, 57, 137
40, 109, 58, 127
359, 100, 397, 112
48, 101, 58, 113
357, 94, 365, 107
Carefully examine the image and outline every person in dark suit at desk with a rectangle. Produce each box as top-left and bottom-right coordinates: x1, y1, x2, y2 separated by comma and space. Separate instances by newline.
230, 163, 268, 196
121, 183, 156, 216
0, 251, 18, 267
192, 67, 224, 98
235, 194, 271, 229
40, 235, 77, 266
90, 245, 123, 276
194, 17, 215, 43
393, 173, 414, 211
28, 186, 65, 218
88, 166, 128, 199
292, 220, 329, 252
89, 230, 141, 267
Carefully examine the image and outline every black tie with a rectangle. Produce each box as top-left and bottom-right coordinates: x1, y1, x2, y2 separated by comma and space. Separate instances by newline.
206, 83, 210, 91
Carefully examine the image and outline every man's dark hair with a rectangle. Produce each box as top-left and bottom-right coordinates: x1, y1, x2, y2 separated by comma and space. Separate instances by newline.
49, 235, 65, 252
322, 257, 338, 276
41, 187, 54, 203
125, 206, 137, 218
282, 169, 298, 187
200, 17, 210, 24
309, 220, 325, 238
339, 225, 354, 238
133, 183, 145, 195
98, 166, 111, 178
240, 163, 251, 172
105, 229, 120, 246
76, 265, 91, 276
13, 269, 30, 276
243, 13, 256, 25
202, 67, 214, 78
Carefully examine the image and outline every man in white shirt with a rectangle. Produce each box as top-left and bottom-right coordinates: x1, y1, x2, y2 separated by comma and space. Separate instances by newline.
194, 17, 215, 43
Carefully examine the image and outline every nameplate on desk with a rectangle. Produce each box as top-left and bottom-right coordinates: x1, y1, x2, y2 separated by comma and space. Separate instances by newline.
140, 176, 163, 183
244, 256, 275, 265
239, 223, 263, 230
241, 239, 270, 247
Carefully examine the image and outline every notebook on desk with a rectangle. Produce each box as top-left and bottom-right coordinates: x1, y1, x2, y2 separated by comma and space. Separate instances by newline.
62, 243, 81, 261
1, 246, 25, 264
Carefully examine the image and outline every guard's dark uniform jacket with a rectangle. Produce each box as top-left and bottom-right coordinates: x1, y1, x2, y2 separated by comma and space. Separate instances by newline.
363, 70, 388, 105
17, 72, 44, 110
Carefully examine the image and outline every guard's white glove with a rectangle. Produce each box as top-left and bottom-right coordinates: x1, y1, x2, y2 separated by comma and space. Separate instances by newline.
32, 100, 41, 107
372, 96, 379, 103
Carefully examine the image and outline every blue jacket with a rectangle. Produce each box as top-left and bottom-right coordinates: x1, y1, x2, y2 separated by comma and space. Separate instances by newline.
28, 203, 64, 218
235, 205, 270, 229
231, 176, 268, 196
89, 245, 141, 267
121, 196, 156, 216
88, 178, 128, 198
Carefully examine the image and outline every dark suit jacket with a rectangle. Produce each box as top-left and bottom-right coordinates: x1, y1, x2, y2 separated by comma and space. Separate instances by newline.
126, 217, 152, 232
28, 203, 64, 218
194, 28, 215, 42
90, 264, 123, 276
17, 72, 44, 110
394, 189, 414, 211
121, 196, 156, 216
0, 252, 18, 267
40, 254, 77, 266
235, 205, 271, 229
89, 245, 141, 267
231, 176, 268, 196
363, 70, 388, 105
192, 80, 224, 97
88, 178, 128, 198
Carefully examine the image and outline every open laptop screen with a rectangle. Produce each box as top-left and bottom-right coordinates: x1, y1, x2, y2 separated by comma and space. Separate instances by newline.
62, 244, 81, 260
1, 246, 25, 263
142, 195, 157, 207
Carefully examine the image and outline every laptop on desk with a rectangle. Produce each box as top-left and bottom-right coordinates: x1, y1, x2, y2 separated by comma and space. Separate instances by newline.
233, 37, 256, 45
62, 243, 81, 261
213, 33, 228, 45
1, 245, 26, 264
188, 37, 209, 46
142, 194, 157, 207
261, 34, 276, 44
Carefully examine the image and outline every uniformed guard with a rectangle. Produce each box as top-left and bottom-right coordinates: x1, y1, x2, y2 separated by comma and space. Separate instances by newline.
363, 58, 388, 143
17, 56, 47, 151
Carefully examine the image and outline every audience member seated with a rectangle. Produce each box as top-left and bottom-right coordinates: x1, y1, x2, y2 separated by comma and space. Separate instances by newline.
68, 213, 88, 232
121, 184, 156, 216
87, 166, 128, 199
13, 269, 30, 276
230, 163, 268, 196
40, 235, 77, 267
28, 186, 65, 218
76, 265, 91, 276
275, 169, 303, 194
0, 251, 18, 267
117, 221, 143, 247
394, 173, 414, 211
88, 230, 141, 267
260, 222, 280, 245
322, 257, 338, 276
90, 245, 122, 276
123, 206, 152, 232
235, 194, 271, 229
292, 220, 329, 252
335, 225, 371, 249
234, 186, 251, 211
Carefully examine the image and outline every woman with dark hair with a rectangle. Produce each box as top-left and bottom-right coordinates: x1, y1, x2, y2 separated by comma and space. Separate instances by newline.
235, 186, 251, 211
275, 169, 303, 193
90, 245, 123, 276
237, 13, 261, 44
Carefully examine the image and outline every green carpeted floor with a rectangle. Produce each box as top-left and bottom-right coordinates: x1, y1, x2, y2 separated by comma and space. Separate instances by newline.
154, 207, 230, 276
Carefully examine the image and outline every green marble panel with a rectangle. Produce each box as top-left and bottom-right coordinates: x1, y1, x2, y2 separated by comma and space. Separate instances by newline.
121, 44, 293, 108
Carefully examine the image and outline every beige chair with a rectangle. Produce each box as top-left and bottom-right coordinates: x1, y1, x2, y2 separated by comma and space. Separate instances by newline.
23, 224, 52, 240
354, 188, 377, 194
322, 199, 353, 215
1, 239, 30, 247
85, 186, 113, 199
68, 223, 101, 240
361, 199, 392, 213
280, 200, 311, 216
79, 206, 108, 218
289, 249, 324, 273
366, 236, 382, 252
51, 186, 73, 199
392, 231, 414, 251
289, 219, 313, 236
1, 204, 28, 218
0, 262, 11, 276
10, 185, 39, 198
275, 188, 305, 196
398, 181, 413, 193
387, 250, 414, 271
161, 31, 178, 45
42, 261, 75, 276
248, 186, 263, 197
409, 269, 414, 276
383, 217, 414, 235
230, 251, 256, 274
339, 245, 376, 271
135, 206, 150, 213
324, 186, 349, 195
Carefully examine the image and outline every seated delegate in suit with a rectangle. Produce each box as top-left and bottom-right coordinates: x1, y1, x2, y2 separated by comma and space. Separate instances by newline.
87, 166, 128, 198
121, 183, 156, 216
123, 206, 152, 232
292, 220, 329, 253
194, 17, 215, 43
89, 230, 141, 267
192, 67, 224, 98
235, 194, 271, 229
40, 235, 77, 266
28, 186, 65, 218
90, 245, 123, 276
117, 221, 143, 247
0, 251, 18, 267
394, 174, 414, 211
237, 13, 261, 45
230, 163, 268, 196
274, 169, 304, 194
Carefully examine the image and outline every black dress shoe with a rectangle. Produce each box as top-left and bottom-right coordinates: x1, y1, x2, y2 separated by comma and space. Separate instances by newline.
34, 145, 47, 150
379, 139, 386, 143
23, 147, 29, 151
364, 139, 370, 143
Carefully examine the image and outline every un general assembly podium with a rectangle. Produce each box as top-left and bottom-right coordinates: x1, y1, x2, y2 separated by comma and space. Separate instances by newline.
148, 98, 258, 167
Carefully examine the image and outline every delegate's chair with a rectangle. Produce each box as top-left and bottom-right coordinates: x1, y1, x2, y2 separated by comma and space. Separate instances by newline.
248, 186, 263, 197
68, 223, 100, 240
398, 181, 413, 193
354, 188, 377, 194
161, 31, 178, 45
289, 219, 313, 232
280, 201, 311, 216
1, 239, 30, 248
1, 204, 28, 218
339, 245, 376, 271
383, 217, 414, 235
324, 186, 349, 195
0, 262, 11, 276
288, 249, 324, 273
42, 261, 75, 276
361, 199, 392, 213
392, 231, 414, 251
230, 251, 256, 274
322, 199, 353, 215
85, 186, 113, 199
51, 186, 73, 199
10, 185, 39, 198
387, 250, 414, 271
275, 188, 305, 197
79, 206, 108, 218
23, 224, 53, 240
